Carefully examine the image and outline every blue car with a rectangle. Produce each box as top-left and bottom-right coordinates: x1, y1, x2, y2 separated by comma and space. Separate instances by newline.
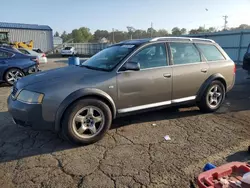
0, 47, 39, 85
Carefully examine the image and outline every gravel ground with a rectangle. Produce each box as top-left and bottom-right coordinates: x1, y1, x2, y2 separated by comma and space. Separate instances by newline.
0, 60, 250, 188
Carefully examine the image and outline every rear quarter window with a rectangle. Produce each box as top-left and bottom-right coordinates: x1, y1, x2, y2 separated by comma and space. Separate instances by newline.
196, 43, 225, 61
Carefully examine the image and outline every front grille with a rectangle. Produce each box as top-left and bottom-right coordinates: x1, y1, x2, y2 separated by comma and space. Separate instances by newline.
11, 86, 18, 97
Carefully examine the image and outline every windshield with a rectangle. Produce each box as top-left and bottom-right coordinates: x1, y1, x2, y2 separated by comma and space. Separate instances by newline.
64, 47, 72, 50
82, 44, 136, 71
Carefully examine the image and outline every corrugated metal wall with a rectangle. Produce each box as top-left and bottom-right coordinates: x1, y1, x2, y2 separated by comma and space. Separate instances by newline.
188, 30, 250, 64
0, 28, 53, 52
63, 43, 110, 55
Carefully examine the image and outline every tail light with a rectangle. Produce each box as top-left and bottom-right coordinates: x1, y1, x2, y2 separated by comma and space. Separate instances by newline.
42, 53, 46, 57
234, 64, 236, 74
31, 58, 39, 65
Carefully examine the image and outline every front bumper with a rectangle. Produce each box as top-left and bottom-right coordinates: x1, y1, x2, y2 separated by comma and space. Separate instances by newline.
7, 96, 54, 131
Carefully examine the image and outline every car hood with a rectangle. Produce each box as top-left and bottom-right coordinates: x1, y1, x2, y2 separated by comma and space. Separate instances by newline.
16, 65, 105, 89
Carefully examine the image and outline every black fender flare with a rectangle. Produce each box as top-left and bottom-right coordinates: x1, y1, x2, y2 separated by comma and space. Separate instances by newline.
196, 73, 227, 102
55, 88, 116, 132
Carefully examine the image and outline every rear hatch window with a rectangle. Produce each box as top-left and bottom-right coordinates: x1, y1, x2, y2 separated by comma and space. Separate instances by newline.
64, 47, 72, 50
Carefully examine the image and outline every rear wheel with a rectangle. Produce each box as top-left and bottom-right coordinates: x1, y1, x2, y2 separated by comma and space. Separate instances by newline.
198, 80, 225, 113
61, 98, 112, 145
4, 68, 24, 86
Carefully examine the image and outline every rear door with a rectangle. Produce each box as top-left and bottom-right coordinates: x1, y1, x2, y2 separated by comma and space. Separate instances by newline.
196, 43, 234, 91
169, 42, 209, 102
116, 42, 173, 112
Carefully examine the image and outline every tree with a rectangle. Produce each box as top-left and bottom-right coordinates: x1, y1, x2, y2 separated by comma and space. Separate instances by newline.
147, 27, 156, 37
61, 31, 69, 42
71, 27, 93, 43
127, 26, 136, 39
156, 29, 169, 37
238, 24, 250, 30
197, 26, 206, 33
189, 29, 199, 34
54, 31, 60, 37
207, 27, 216, 33
171, 27, 182, 36
133, 29, 147, 39
180, 28, 187, 35
93, 30, 109, 42
110, 30, 128, 42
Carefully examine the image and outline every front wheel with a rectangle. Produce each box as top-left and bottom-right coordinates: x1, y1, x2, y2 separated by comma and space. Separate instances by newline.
61, 98, 112, 145
198, 80, 225, 113
4, 68, 24, 86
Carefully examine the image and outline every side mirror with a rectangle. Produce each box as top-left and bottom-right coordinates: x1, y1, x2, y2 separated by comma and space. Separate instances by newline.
121, 61, 140, 71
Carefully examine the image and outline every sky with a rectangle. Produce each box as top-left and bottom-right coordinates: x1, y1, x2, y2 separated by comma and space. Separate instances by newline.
1, 0, 250, 34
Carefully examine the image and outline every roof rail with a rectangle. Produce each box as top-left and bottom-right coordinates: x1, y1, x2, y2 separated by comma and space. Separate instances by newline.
150, 37, 215, 43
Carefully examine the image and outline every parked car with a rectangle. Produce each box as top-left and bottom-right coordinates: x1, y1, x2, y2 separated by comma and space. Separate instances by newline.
61, 46, 77, 56
18, 48, 47, 64
243, 44, 250, 71
0, 47, 39, 85
8, 37, 235, 145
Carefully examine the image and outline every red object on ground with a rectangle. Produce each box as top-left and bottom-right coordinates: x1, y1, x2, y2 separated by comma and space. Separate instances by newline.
198, 162, 250, 188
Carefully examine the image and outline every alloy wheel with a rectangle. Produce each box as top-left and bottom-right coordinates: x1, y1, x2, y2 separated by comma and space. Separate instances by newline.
72, 106, 105, 139
206, 85, 223, 109
6, 69, 24, 84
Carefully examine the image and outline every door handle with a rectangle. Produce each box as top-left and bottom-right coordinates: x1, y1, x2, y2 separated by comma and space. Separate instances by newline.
163, 73, 171, 78
201, 68, 207, 73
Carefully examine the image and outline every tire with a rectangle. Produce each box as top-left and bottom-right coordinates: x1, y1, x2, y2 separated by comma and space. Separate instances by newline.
61, 98, 112, 145
4, 68, 24, 86
198, 80, 225, 113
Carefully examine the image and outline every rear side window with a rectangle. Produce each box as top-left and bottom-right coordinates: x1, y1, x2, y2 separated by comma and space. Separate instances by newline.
170, 42, 201, 65
19, 49, 30, 54
0, 50, 13, 58
196, 44, 225, 61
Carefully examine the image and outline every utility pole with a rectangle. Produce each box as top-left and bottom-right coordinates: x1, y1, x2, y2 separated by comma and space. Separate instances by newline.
223, 15, 228, 30
150, 22, 153, 38
112, 28, 115, 44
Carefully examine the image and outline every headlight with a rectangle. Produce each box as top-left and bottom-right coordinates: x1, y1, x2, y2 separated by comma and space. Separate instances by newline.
17, 90, 44, 104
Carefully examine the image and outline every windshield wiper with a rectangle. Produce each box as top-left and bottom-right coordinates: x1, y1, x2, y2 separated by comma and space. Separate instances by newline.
81, 65, 108, 72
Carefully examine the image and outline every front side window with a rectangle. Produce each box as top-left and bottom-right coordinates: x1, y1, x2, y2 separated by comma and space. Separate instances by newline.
129, 43, 168, 69
82, 44, 136, 71
196, 43, 225, 61
170, 42, 201, 65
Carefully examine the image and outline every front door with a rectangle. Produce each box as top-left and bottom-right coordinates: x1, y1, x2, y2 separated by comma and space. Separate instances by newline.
169, 42, 209, 102
0, 50, 11, 79
116, 42, 172, 113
